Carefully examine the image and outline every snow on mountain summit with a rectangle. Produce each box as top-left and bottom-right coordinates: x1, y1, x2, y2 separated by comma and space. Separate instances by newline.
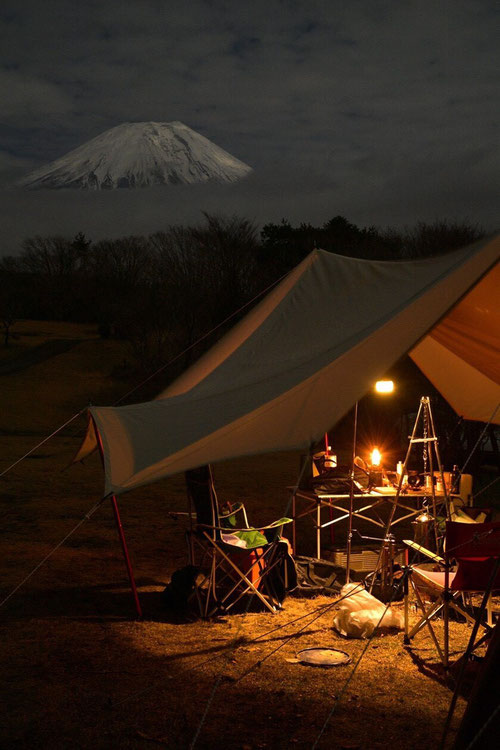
19, 121, 253, 189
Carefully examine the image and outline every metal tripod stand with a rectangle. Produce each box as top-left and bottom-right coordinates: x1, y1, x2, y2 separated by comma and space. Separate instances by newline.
369, 396, 451, 600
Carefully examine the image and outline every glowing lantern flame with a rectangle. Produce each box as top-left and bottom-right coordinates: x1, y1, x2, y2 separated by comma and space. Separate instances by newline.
371, 448, 382, 466
375, 380, 394, 394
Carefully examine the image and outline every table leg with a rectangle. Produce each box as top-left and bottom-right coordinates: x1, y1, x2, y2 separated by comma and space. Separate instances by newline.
317, 500, 321, 559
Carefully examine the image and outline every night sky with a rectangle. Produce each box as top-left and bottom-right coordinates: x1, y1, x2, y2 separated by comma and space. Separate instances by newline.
0, 0, 498, 254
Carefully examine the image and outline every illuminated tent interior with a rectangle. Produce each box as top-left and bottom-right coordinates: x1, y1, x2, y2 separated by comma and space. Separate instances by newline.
83, 233, 500, 498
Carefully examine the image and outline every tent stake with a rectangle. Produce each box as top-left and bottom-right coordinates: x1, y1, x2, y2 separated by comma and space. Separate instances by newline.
111, 494, 143, 619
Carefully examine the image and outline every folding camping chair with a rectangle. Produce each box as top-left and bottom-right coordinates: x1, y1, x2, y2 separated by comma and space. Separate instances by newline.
403, 520, 500, 669
185, 465, 294, 618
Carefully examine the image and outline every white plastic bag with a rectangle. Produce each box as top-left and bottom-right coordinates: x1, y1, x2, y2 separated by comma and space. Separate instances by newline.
333, 583, 403, 639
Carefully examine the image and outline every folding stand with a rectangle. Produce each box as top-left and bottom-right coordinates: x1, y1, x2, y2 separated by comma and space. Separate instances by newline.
369, 396, 451, 598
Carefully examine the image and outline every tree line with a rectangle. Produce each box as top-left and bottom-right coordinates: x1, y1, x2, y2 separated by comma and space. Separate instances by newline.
0, 214, 484, 376
1, 213, 495, 472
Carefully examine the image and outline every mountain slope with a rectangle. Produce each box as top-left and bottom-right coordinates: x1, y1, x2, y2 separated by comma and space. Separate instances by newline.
19, 121, 252, 189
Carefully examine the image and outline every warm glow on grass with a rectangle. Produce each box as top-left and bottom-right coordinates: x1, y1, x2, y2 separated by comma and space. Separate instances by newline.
375, 380, 394, 394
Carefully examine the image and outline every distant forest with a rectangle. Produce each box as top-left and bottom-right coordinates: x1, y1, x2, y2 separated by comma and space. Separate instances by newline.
0, 214, 485, 374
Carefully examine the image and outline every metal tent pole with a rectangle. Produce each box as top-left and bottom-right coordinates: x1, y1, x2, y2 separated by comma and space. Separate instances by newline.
346, 402, 358, 584
91, 416, 142, 619
110, 494, 143, 619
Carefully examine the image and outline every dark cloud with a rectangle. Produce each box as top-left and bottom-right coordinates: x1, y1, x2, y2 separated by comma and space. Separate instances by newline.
0, 0, 498, 254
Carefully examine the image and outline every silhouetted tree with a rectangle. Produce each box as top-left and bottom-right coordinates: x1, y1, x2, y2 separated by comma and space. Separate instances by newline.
1, 215, 489, 400
137, 214, 261, 378
259, 215, 400, 273
387, 220, 485, 259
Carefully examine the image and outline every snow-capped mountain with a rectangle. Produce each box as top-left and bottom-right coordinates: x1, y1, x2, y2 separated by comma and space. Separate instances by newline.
19, 121, 252, 189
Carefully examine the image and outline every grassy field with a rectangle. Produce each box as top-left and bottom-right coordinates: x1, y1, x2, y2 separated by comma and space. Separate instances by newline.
0, 322, 496, 749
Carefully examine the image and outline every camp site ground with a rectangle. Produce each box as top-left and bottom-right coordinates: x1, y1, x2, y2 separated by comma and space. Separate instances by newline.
1, 320, 499, 749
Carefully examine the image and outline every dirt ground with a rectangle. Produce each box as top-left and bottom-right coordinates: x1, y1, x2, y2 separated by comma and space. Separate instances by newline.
2, 434, 496, 750
0, 323, 497, 749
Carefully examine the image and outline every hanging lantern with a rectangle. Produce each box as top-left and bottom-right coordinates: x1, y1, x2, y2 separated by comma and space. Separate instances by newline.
412, 510, 432, 548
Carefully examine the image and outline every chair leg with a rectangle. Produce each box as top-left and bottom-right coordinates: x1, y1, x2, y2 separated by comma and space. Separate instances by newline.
411, 582, 446, 665
204, 533, 277, 614
217, 547, 287, 614
250, 544, 290, 608
188, 532, 288, 617
407, 578, 444, 637
407, 577, 487, 670
440, 574, 500, 748
443, 589, 450, 670
403, 568, 410, 644
448, 600, 477, 626
187, 534, 220, 618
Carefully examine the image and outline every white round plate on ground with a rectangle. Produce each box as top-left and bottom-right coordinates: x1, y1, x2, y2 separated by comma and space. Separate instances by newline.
296, 648, 351, 667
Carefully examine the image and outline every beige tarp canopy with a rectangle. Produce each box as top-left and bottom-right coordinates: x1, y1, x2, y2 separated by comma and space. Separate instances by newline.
88, 234, 500, 497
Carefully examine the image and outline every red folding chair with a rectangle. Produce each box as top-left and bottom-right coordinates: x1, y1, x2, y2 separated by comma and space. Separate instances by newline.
404, 520, 500, 668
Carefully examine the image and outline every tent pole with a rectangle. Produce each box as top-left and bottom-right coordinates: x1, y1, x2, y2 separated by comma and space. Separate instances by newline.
111, 494, 143, 619
324, 432, 336, 549
346, 401, 358, 584
90, 415, 143, 619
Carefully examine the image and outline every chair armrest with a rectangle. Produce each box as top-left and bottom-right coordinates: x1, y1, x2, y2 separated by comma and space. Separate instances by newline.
198, 517, 292, 533
403, 539, 445, 564
261, 517, 293, 529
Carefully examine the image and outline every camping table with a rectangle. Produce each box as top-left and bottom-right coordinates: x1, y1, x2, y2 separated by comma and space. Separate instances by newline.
290, 486, 456, 559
